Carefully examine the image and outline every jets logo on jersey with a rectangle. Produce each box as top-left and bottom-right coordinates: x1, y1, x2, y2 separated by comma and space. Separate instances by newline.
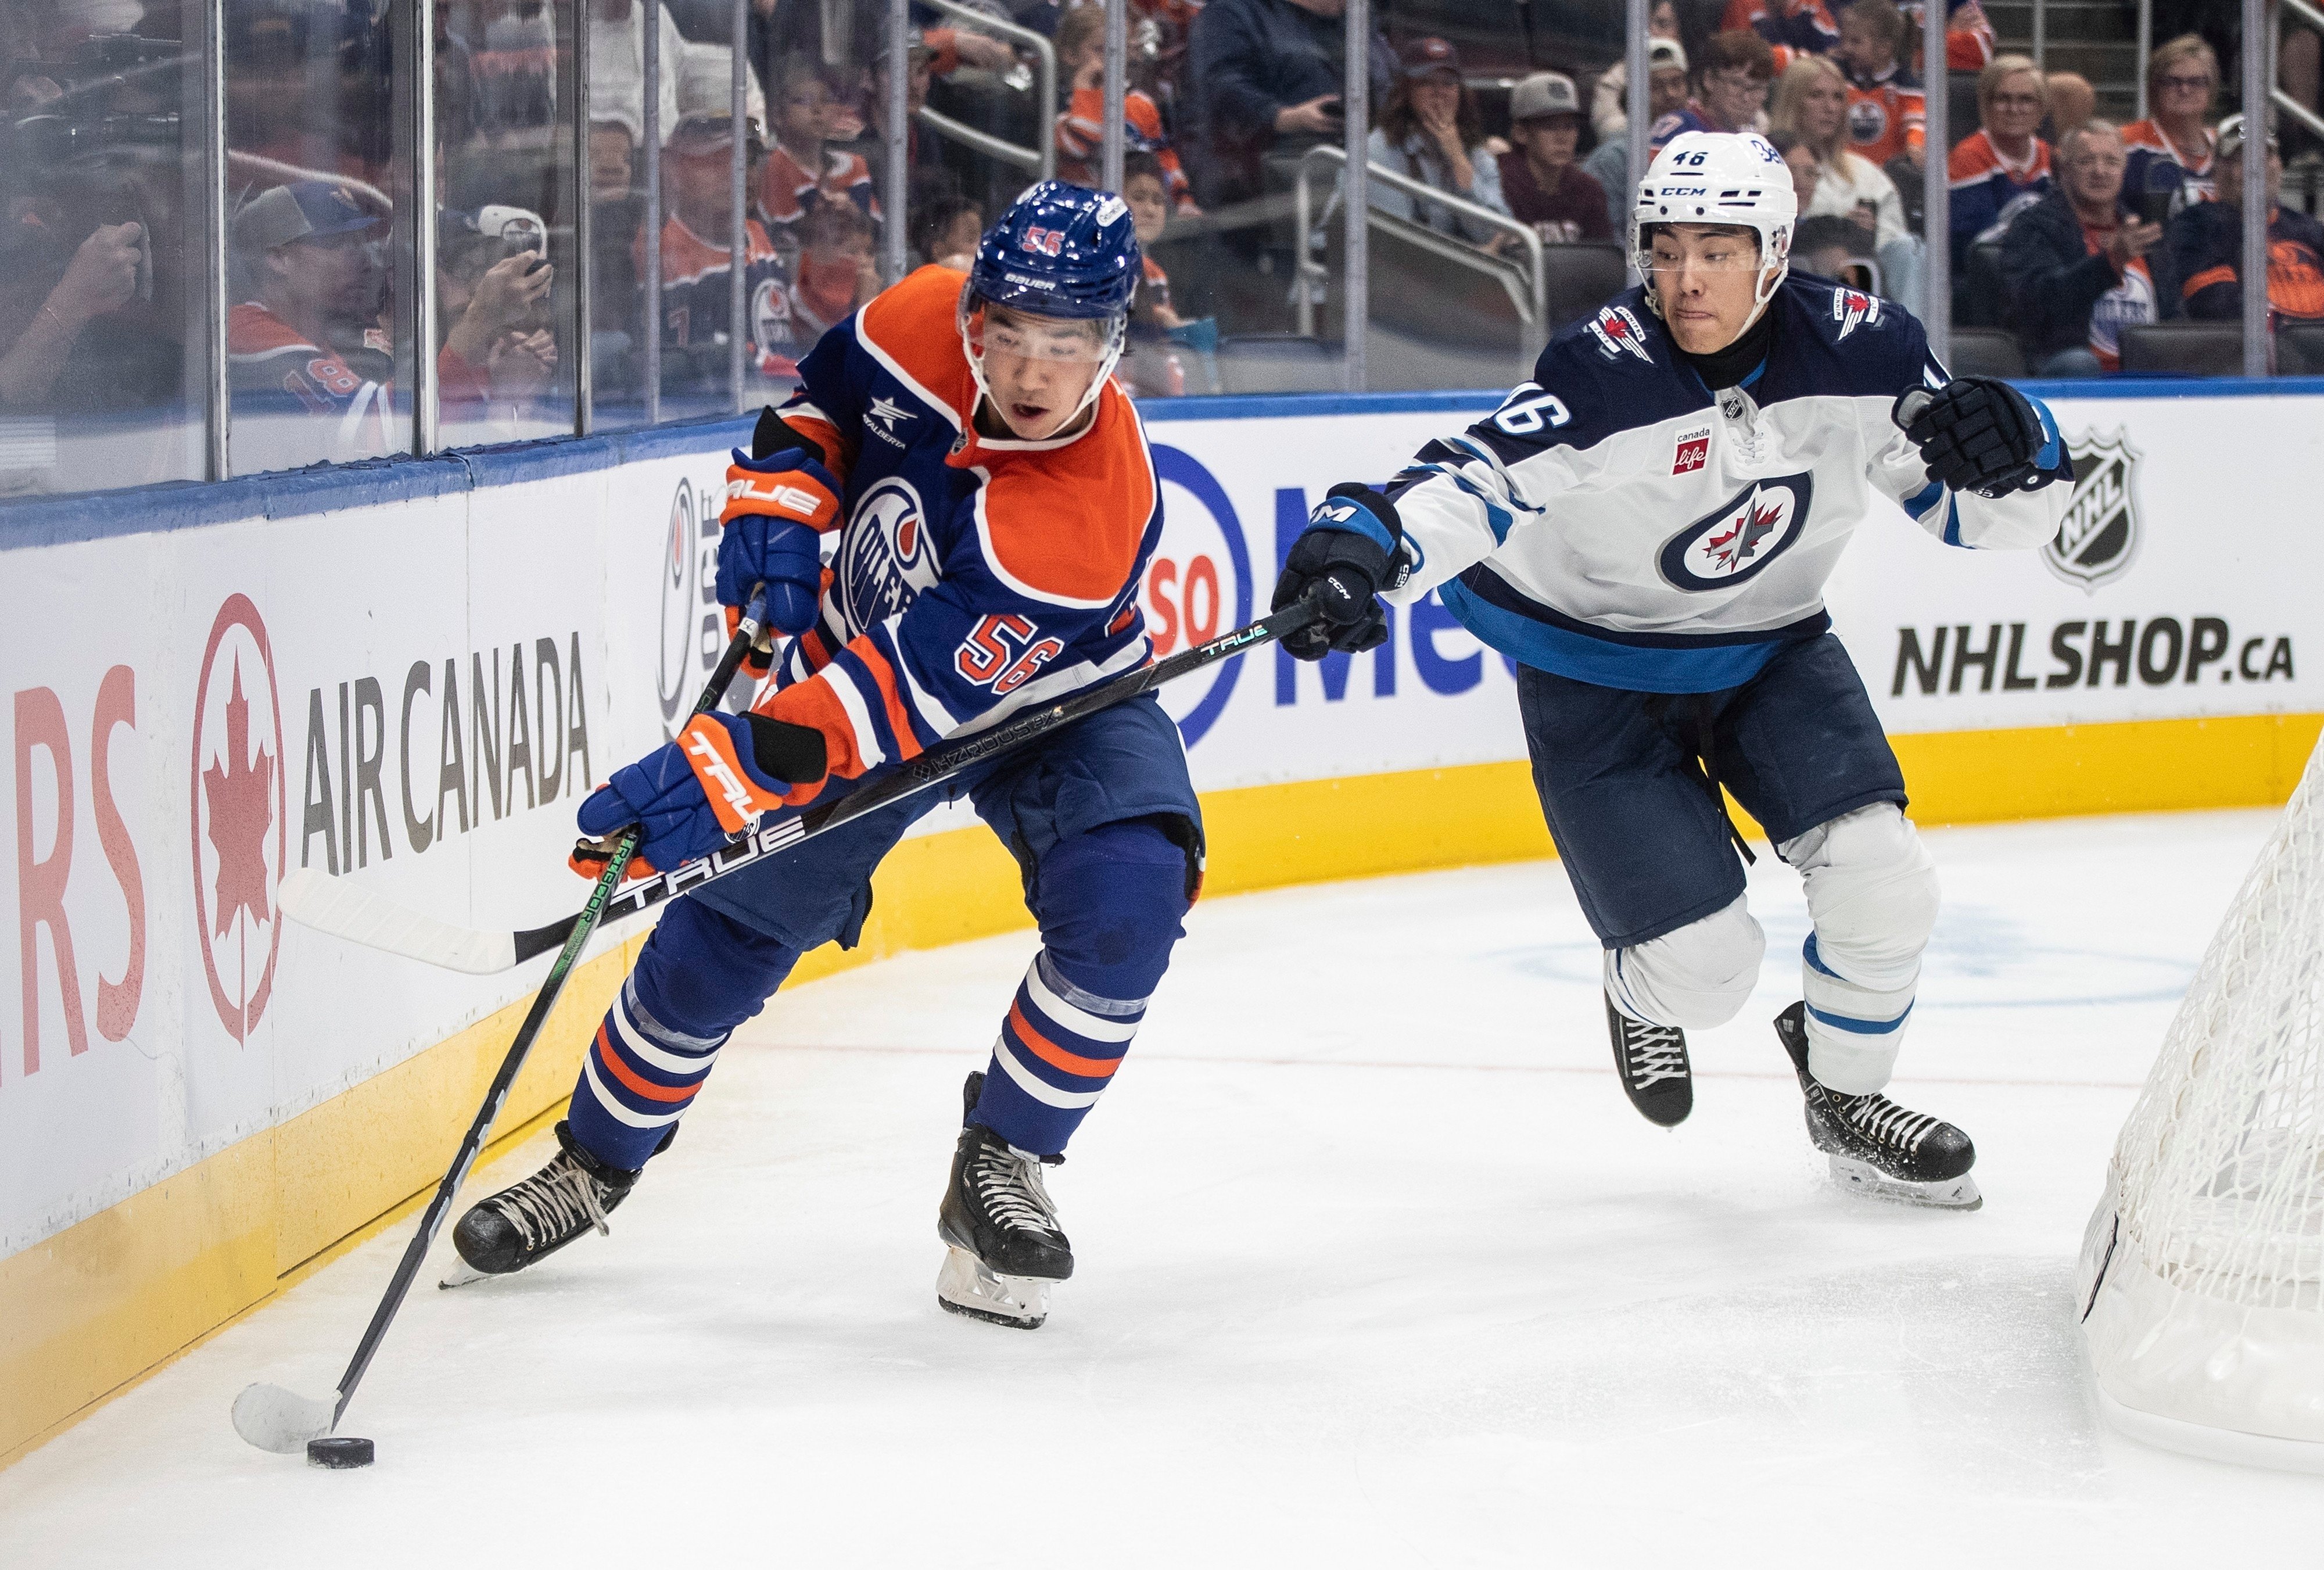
836, 476, 942, 625
1659, 472, 1814, 590
1832, 289, 1881, 340
1672, 425, 1712, 475
2043, 430, 2142, 590
1587, 304, 1656, 364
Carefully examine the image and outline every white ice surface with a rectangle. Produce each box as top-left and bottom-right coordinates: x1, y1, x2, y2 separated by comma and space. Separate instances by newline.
6, 811, 2322, 1566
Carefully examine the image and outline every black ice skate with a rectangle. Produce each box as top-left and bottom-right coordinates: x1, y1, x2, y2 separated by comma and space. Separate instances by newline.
937, 1071, 1073, 1329
1605, 994, 1693, 1127
1774, 1002, 1981, 1210
443, 1121, 640, 1286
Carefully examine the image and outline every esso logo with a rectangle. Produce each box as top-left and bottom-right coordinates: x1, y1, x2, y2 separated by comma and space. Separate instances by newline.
1146, 446, 1252, 749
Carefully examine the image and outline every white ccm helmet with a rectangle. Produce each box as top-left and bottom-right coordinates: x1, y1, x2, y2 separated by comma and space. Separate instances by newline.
1631, 130, 1797, 326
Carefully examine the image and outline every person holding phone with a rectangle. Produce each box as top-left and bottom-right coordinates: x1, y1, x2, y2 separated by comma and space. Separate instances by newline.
1185, 0, 1393, 207
1999, 120, 2179, 375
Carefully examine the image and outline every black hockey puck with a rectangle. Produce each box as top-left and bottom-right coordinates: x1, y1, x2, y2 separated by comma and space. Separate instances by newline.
306, 1436, 375, 1468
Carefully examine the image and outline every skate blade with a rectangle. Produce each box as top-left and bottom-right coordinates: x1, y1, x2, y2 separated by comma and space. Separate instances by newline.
438, 1257, 500, 1290
935, 1246, 1052, 1329
1828, 1155, 1983, 1211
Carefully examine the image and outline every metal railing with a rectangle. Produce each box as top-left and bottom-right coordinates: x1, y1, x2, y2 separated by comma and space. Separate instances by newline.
1291, 144, 1547, 339
914, 0, 1056, 182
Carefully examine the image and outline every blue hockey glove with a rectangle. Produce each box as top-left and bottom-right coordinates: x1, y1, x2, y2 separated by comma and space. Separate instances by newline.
718, 446, 840, 641
1897, 378, 2068, 497
569, 711, 826, 880
1270, 483, 1406, 661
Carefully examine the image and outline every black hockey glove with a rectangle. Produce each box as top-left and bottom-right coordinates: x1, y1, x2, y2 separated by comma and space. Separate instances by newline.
1896, 378, 2065, 497
1270, 483, 1407, 662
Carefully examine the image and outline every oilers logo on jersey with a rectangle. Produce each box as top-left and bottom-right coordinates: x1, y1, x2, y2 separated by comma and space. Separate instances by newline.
835, 476, 941, 625
1847, 97, 1890, 148
1660, 474, 1814, 590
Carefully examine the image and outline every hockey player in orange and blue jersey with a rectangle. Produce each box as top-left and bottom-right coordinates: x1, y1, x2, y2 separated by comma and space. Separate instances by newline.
452, 183, 1190, 1331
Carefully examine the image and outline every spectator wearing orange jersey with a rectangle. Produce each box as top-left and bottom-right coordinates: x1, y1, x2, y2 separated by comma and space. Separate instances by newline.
1834, 0, 1924, 169
2170, 115, 2324, 330
2121, 34, 2219, 209
1051, 5, 1199, 213
1722, 0, 1840, 62
759, 56, 877, 242
1900, 0, 1996, 74
1946, 55, 2051, 268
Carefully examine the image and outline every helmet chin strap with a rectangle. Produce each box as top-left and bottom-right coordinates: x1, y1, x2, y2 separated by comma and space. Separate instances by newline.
957, 293, 1126, 439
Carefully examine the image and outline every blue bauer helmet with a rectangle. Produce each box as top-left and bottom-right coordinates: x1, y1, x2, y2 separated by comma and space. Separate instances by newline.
959, 181, 1142, 428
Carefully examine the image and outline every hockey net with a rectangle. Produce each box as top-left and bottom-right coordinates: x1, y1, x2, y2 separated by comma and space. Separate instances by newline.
2078, 733, 2324, 1469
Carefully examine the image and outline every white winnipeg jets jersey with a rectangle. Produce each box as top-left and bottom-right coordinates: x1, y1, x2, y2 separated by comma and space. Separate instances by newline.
1382, 273, 2073, 694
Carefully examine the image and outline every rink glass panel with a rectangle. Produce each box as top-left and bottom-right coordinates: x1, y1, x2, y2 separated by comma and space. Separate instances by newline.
0, 25, 209, 496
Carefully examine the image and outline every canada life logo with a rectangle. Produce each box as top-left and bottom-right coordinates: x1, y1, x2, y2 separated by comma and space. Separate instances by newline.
189, 594, 288, 1041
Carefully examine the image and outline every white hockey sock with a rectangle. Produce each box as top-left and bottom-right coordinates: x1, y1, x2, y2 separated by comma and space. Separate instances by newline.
1799, 934, 1915, 1094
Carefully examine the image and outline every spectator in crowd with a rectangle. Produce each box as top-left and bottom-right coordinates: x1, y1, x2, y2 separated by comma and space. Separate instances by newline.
1771, 53, 1921, 307
0, 214, 145, 413
651, 110, 801, 389
1357, 37, 1514, 246
1120, 149, 1195, 397
1591, 0, 1684, 142
1654, 28, 1774, 145
436, 205, 560, 428
1722, 0, 1841, 63
2122, 34, 2219, 207
1052, 3, 1197, 212
1793, 210, 1881, 289
855, 34, 949, 207
1581, 37, 1690, 235
761, 55, 876, 242
1946, 54, 2050, 269
915, 194, 983, 270
474, 0, 559, 139
1185, 0, 1393, 208
2000, 119, 2179, 375
1834, 0, 1924, 171
1771, 127, 1823, 212
590, 119, 637, 200
589, 0, 685, 156
788, 194, 878, 338
1900, 0, 1996, 76
2171, 114, 2324, 328
1498, 71, 1611, 243
226, 181, 398, 467
2044, 70, 2095, 139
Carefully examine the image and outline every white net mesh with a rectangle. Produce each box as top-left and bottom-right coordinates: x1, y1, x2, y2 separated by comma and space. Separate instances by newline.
2079, 734, 2324, 1465
2105, 737, 2324, 1314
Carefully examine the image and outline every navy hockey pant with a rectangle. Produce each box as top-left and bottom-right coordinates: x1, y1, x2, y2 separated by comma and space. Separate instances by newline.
566, 695, 1202, 1171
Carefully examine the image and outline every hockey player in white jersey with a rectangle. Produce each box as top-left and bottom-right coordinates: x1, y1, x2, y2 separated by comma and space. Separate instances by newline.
1274, 131, 2075, 1208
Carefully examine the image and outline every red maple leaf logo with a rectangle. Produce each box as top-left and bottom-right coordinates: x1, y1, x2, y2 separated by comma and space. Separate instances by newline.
201, 657, 275, 938
1706, 496, 1785, 571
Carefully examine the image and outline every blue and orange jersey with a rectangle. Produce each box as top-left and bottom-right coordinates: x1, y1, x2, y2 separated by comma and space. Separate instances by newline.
2172, 200, 2324, 325
2122, 118, 2217, 208
1056, 88, 1195, 210
752, 264, 1163, 785
1946, 128, 2050, 261
1842, 63, 1924, 165
758, 142, 879, 233
1720, 0, 1839, 59
644, 214, 803, 378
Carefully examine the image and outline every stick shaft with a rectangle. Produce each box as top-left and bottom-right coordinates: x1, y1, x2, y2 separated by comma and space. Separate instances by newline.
512, 600, 1321, 963
326, 604, 768, 1426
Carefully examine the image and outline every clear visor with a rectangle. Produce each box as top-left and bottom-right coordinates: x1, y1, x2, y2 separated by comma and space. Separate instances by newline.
1642, 227, 1766, 270
962, 298, 1124, 365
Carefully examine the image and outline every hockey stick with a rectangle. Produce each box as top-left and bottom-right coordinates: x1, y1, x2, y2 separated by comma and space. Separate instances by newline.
231, 409, 804, 1462
279, 597, 1323, 976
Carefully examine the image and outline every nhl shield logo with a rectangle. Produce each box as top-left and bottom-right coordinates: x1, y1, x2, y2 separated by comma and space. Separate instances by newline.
2043, 430, 2142, 591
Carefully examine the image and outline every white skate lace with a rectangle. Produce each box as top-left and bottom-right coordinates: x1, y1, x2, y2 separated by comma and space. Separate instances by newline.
1622, 1021, 1690, 1088
971, 1139, 1061, 1238
1835, 1092, 1940, 1155
494, 1158, 612, 1249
